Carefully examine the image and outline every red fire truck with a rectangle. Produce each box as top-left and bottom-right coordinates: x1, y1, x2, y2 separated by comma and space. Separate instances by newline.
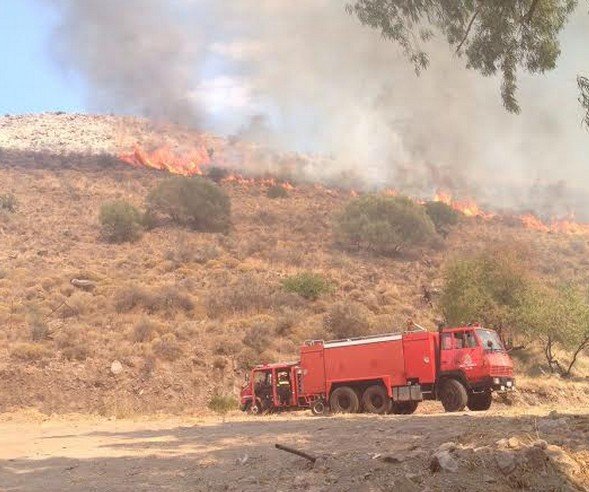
240, 323, 514, 415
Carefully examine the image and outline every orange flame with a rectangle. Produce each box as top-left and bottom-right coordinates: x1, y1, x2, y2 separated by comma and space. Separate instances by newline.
119, 144, 211, 176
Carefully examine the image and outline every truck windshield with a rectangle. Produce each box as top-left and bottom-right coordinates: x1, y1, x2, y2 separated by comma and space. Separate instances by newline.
476, 329, 504, 352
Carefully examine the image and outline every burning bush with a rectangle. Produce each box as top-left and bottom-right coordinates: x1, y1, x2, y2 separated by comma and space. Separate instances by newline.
334, 195, 436, 256
146, 176, 231, 233
424, 201, 460, 236
99, 200, 143, 243
282, 272, 333, 300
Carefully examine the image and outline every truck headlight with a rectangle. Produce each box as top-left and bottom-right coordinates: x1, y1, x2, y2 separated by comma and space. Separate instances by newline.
493, 378, 500, 385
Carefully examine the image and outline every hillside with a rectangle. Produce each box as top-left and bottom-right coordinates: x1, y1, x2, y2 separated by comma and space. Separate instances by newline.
2, 113, 589, 416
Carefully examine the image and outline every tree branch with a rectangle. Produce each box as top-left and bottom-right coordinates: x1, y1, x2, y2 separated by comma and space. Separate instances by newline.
456, 7, 481, 54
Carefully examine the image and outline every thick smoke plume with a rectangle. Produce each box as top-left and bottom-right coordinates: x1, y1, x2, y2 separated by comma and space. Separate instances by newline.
45, 0, 588, 215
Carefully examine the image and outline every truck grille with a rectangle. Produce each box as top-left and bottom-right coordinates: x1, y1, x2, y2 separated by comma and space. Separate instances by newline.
490, 365, 512, 377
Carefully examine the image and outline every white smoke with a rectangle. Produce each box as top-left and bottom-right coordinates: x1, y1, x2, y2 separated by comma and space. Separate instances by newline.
44, 0, 589, 212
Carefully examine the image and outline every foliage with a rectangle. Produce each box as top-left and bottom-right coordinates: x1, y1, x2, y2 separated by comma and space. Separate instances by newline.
324, 301, 373, 339
99, 200, 143, 243
334, 194, 436, 256
147, 176, 231, 233
208, 393, 238, 420
346, 0, 577, 113
518, 283, 589, 376
282, 272, 333, 300
579, 75, 589, 129
0, 193, 17, 212
266, 185, 289, 199
440, 247, 531, 336
424, 201, 460, 236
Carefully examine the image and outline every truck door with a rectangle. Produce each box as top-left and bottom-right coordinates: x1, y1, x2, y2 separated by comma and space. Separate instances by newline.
440, 330, 479, 376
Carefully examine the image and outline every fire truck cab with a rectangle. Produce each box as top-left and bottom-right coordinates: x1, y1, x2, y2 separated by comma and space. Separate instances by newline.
240, 362, 300, 414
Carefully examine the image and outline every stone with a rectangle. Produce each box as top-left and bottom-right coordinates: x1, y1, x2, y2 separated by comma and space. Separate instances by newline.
430, 450, 458, 473
507, 437, 521, 449
495, 450, 517, 475
545, 445, 582, 476
110, 360, 123, 375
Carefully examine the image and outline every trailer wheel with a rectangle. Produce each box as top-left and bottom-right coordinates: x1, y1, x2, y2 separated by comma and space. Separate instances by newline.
329, 386, 360, 413
467, 391, 492, 411
311, 399, 328, 416
390, 401, 418, 415
362, 385, 391, 414
440, 379, 468, 412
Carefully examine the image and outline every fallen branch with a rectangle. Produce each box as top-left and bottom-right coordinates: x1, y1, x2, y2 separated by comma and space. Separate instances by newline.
275, 444, 317, 463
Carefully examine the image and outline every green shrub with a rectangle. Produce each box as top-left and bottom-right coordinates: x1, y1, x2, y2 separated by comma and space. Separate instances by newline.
99, 200, 143, 243
266, 185, 289, 199
208, 393, 238, 420
334, 195, 436, 256
0, 193, 17, 212
424, 201, 460, 236
282, 272, 332, 300
147, 176, 231, 232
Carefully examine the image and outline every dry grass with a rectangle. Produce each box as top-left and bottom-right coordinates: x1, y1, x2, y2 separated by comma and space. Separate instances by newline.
1, 162, 589, 415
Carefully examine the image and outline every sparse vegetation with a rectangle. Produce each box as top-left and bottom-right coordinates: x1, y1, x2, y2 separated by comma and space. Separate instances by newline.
99, 200, 143, 243
147, 176, 231, 232
334, 194, 437, 256
324, 301, 373, 339
0, 193, 17, 212
11, 343, 52, 361
152, 333, 183, 361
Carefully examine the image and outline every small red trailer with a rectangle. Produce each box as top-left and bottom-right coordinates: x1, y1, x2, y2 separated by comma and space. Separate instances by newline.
240, 323, 514, 415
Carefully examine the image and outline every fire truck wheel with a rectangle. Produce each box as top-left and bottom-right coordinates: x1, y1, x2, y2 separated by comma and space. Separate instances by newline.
361, 385, 391, 414
467, 391, 492, 411
329, 386, 360, 413
440, 379, 468, 412
311, 399, 328, 416
390, 401, 418, 415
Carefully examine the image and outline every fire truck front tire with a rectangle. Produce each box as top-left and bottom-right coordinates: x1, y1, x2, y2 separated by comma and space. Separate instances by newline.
362, 385, 391, 414
329, 386, 360, 413
440, 379, 468, 412
467, 391, 492, 411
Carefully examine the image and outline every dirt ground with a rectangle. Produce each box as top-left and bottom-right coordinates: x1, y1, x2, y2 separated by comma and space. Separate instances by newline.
2, 405, 589, 492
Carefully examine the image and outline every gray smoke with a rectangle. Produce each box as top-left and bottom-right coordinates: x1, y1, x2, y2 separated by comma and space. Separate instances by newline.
45, 0, 589, 214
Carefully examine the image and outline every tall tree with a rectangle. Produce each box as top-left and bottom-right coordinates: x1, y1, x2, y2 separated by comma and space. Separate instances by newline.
346, 0, 581, 116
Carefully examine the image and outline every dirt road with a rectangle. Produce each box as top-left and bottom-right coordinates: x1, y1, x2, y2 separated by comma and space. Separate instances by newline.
1, 407, 588, 492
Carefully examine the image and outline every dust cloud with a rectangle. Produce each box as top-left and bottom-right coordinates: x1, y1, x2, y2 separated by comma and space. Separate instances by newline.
44, 0, 589, 215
